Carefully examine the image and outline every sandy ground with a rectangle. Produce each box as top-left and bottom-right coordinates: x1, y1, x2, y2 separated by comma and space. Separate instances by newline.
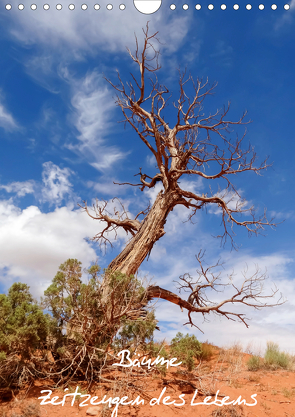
1, 346, 295, 417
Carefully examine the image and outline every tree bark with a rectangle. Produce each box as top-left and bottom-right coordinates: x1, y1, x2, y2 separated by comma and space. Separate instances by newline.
107, 189, 179, 276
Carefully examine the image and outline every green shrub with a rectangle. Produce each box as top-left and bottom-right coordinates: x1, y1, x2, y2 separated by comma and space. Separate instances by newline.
0, 259, 158, 389
43, 259, 157, 353
170, 332, 202, 371
115, 311, 157, 352
0, 283, 53, 389
0, 283, 50, 359
264, 342, 290, 369
42, 259, 158, 384
247, 355, 262, 371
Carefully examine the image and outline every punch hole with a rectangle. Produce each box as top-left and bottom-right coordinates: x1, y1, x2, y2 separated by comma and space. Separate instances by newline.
43, 3, 50, 9
94, 3, 100, 9
31, 3, 37, 9
258, 4, 264, 9
69, 3, 75, 9
271, 4, 277, 9
183, 4, 188, 9
208, 4, 214, 9
106, 3, 113, 9
284, 3, 290, 9
233, 4, 239, 9
170, 4, 176, 9
221, 4, 226, 9
134, 0, 161, 14
5, 4, 12, 9
195, 4, 201, 9
18, 3, 24, 9
56, 3, 62, 9
246, 4, 252, 9
81, 3, 87, 9
119, 4, 126, 9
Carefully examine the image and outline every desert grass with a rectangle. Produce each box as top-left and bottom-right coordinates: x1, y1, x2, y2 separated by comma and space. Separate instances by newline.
211, 404, 245, 416
247, 341, 295, 371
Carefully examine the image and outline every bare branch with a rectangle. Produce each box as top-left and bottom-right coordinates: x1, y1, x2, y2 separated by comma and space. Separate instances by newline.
78, 198, 141, 252
147, 251, 285, 331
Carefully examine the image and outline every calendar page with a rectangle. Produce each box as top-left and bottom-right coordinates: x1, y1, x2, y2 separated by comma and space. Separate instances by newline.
0, 2, 294, 416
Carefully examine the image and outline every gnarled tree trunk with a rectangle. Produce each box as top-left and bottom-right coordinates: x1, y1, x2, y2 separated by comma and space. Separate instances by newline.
82, 26, 281, 330
108, 189, 179, 276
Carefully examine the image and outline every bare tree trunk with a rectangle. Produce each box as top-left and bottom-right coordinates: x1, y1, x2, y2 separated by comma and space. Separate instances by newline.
108, 189, 179, 275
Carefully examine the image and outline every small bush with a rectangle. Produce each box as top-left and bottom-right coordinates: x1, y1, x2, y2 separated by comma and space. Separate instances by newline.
170, 332, 202, 371
199, 341, 215, 361
230, 342, 243, 356
264, 342, 290, 369
247, 355, 262, 371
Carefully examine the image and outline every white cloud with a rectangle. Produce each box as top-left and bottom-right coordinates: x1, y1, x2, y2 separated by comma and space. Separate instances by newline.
0, 199, 99, 297
0, 162, 75, 206
0, 180, 35, 197
41, 161, 74, 205
6, 3, 191, 59
0, 189, 136, 298
0, 97, 18, 131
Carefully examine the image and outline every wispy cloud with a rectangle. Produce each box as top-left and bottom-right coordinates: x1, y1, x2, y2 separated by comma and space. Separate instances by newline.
66, 70, 127, 171
0, 95, 18, 131
274, 1, 295, 30
70, 73, 114, 143
270, 210, 294, 220
5, 4, 191, 60
87, 177, 127, 196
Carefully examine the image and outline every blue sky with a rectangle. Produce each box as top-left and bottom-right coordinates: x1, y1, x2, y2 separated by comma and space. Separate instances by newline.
0, 2, 295, 353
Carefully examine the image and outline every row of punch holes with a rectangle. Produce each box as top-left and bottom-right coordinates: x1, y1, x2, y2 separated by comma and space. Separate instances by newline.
4, 3, 291, 10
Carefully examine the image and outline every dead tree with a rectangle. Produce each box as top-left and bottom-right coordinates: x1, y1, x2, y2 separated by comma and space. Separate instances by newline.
80, 25, 283, 331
